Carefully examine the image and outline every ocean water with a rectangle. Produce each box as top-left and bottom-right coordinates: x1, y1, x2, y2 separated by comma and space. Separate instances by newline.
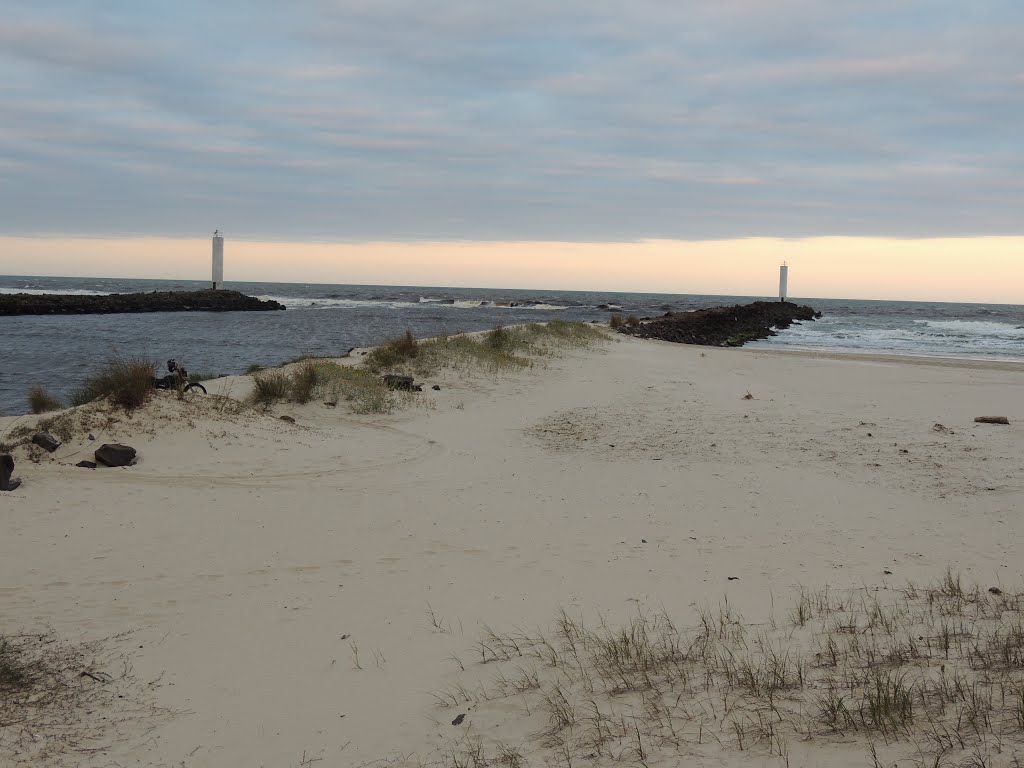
1, 275, 1022, 415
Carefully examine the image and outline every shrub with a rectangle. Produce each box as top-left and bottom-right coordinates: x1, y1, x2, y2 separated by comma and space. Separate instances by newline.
27, 385, 63, 414
245, 363, 264, 374
250, 369, 290, 405
70, 355, 155, 410
609, 314, 625, 329
625, 314, 640, 327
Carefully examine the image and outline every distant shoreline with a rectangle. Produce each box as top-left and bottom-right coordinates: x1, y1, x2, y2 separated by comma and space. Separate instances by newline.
0, 289, 286, 316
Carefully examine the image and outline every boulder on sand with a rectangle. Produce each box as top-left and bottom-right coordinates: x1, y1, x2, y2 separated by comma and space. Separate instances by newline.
32, 432, 61, 453
95, 443, 137, 467
1, 453, 21, 491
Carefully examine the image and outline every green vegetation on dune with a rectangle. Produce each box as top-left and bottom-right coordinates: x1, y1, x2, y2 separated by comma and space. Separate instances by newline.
364, 321, 608, 377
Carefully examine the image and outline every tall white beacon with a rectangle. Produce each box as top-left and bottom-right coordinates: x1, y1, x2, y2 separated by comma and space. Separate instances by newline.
779, 262, 789, 303
212, 230, 224, 290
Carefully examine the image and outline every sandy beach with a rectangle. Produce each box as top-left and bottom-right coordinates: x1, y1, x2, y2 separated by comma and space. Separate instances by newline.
2, 332, 1023, 767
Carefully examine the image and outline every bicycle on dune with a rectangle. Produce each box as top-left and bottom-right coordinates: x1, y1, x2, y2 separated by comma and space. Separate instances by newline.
153, 359, 207, 395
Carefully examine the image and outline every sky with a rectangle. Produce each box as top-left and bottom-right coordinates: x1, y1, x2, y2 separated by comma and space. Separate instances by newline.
1, 1, 1022, 300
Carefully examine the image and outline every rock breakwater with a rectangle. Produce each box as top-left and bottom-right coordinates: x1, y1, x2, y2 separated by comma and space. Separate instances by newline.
619, 301, 819, 346
0, 290, 286, 316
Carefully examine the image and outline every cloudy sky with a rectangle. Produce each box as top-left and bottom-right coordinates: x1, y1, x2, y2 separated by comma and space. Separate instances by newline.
1, 1, 1022, 297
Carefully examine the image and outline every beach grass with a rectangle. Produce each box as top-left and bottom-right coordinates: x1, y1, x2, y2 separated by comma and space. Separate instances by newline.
366, 321, 607, 377
27, 385, 63, 414
248, 360, 396, 414
249, 369, 291, 405
422, 571, 1024, 768
364, 330, 419, 372
317, 363, 395, 414
70, 355, 155, 410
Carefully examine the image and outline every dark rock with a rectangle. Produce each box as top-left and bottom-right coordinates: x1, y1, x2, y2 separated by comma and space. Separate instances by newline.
324, 401, 338, 407
1, 454, 21, 491
989, 586, 1003, 596
95, 443, 136, 467
279, 415, 296, 423
617, 301, 818, 347
432, 385, 441, 391
974, 416, 1010, 425
451, 713, 466, 726
32, 432, 61, 452
76, 460, 97, 469
727, 576, 739, 581
88, 433, 96, 441
0, 289, 285, 316
383, 374, 422, 392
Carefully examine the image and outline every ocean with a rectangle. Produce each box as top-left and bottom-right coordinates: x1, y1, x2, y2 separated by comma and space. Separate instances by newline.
2, 275, 1022, 416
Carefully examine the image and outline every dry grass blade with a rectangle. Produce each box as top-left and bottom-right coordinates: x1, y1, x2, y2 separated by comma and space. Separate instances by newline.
1, 629, 170, 765
413, 571, 1024, 768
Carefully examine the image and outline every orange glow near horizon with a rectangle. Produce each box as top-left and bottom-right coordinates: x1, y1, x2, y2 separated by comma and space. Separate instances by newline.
1, 235, 1022, 303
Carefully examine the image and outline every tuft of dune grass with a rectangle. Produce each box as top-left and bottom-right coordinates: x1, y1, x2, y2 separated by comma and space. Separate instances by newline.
364, 330, 419, 373
27, 385, 63, 414
70, 355, 155, 410
249, 369, 290, 405
289, 360, 320, 404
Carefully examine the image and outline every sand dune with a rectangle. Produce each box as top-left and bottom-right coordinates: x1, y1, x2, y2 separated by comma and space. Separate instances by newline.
2, 335, 1022, 767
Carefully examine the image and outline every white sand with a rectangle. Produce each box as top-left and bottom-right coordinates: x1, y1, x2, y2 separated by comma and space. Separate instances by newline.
2, 336, 1022, 766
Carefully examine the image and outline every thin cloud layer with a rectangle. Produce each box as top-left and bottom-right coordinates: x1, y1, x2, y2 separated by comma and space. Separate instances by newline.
1, 0, 1021, 241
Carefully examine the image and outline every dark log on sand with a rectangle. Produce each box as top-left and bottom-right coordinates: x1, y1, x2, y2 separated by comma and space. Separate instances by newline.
0, 290, 285, 316
974, 416, 1010, 425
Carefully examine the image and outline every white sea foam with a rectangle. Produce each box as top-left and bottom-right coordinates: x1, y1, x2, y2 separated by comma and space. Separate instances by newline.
259, 295, 568, 310
913, 319, 1024, 338
0, 287, 111, 296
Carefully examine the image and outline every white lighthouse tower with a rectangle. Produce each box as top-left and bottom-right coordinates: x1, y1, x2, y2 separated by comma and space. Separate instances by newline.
212, 230, 224, 290
778, 262, 789, 302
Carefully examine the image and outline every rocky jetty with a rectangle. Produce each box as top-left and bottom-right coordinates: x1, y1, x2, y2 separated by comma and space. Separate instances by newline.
0, 290, 285, 316
619, 301, 819, 347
